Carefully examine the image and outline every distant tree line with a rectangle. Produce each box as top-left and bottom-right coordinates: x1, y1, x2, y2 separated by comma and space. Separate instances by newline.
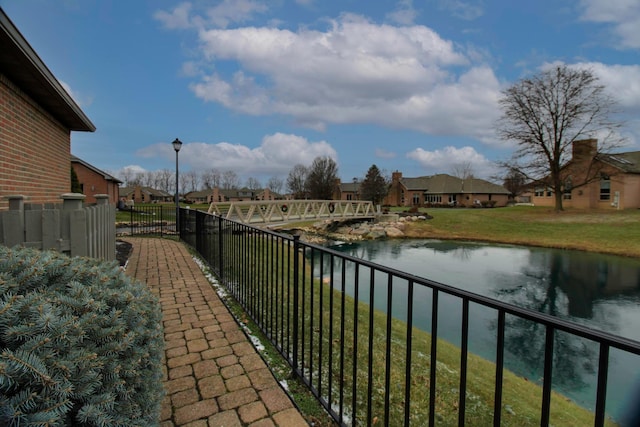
114, 156, 391, 203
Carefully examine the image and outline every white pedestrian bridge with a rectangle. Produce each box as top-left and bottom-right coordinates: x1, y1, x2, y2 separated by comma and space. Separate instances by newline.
207, 199, 376, 225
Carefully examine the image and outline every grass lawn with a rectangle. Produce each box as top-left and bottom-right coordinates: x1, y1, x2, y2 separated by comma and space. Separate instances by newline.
397, 205, 640, 258
134, 204, 634, 425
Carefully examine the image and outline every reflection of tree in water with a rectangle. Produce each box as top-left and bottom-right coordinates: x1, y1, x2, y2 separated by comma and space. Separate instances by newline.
492, 252, 606, 393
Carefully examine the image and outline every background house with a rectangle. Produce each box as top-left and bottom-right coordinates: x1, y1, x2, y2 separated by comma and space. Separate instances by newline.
529, 139, 640, 209
119, 186, 172, 204
386, 172, 510, 207
0, 8, 95, 210
335, 180, 361, 201
210, 187, 280, 202
71, 155, 121, 204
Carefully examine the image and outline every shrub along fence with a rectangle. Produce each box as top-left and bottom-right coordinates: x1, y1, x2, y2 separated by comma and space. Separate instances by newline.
0, 193, 115, 261
180, 207, 640, 426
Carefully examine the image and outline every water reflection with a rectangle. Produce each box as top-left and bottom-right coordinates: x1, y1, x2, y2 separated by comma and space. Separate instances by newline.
326, 239, 640, 418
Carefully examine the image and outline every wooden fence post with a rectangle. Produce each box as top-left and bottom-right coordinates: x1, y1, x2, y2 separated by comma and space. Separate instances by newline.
62, 193, 87, 257
2, 195, 26, 246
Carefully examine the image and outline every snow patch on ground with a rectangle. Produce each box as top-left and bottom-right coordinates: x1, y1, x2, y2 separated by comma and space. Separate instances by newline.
192, 256, 264, 352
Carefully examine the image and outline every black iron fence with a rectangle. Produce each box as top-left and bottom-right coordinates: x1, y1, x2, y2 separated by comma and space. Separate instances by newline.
180, 208, 640, 426
116, 205, 178, 237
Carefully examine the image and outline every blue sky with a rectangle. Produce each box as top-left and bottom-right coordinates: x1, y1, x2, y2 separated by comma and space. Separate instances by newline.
2, 0, 639, 187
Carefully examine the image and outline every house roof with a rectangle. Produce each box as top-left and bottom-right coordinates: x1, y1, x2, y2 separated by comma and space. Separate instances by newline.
71, 155, 122, 184
119, 186, 171, 198
401, 174, 509, 195
0, 8, 95, 132
185, 190, 212, 199
599, 151, 640, 174
339, 182, 360, 192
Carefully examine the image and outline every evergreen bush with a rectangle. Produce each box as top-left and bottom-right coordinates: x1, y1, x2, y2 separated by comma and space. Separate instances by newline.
0, 246, 164, 426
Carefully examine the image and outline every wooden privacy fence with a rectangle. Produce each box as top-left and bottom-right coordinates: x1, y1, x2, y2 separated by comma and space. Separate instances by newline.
0, 193, 116, 261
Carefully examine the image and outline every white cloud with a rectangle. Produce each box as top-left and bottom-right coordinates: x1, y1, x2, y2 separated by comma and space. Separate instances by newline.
154, 0, 268, 30
375, 148, 397, 159
387, 0, 418, 25
436, 0, 484, 21
407, 145, 495, 178
154, 2, 193, 30
178, 13, 502, 141
568, 62, 640, 110
579, 0, 640, 49
204, 0, 268, 29
135, 133, 337, 177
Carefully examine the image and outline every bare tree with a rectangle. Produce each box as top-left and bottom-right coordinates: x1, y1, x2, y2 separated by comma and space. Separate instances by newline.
267, 176, 284, 195
179, 173, 190, 196
221, 170, 240, 190
502, 168, 527, 199
157, 169, 174, 194
201, 168, 221, 189
119, 167, 135, 186
287, 164, 308, 199
245, 177, 261, 191
182, 170, 199, 193
451, 161, 475, 179
496, 65, 623, 211
305, 156, 339, 200
141, 171, 155, 187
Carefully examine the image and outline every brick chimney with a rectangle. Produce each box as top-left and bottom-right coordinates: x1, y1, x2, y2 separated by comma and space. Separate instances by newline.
392, 171, 403, 183
572, 139, 598, 161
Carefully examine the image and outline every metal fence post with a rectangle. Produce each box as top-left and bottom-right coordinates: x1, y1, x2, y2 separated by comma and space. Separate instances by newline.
292, 234, 300, 370
217, 215, 223, 279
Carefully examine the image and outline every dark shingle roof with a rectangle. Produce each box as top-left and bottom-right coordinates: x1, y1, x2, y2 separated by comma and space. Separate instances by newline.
599, 151, 640, 174
400, 174, 509, 194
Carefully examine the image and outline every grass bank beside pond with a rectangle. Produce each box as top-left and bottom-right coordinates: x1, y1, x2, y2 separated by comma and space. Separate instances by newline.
398, 206, 640, 258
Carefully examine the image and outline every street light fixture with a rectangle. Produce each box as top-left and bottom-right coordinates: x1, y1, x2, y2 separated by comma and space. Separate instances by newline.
172, 138, 182, 235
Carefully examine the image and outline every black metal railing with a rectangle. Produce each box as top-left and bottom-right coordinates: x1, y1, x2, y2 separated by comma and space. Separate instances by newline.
116, 205, 178, 237
180, 208, 640, 426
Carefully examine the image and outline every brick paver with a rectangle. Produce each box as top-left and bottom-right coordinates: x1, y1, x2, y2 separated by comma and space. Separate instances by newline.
124, 238, 308, 426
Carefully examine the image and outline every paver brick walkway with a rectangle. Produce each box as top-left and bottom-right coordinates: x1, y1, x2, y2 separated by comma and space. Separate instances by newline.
124, 237, 308, 427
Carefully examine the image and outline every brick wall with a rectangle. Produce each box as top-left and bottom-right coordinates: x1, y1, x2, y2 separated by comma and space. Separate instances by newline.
0, 73, 71, 210
72, 162, 119, 204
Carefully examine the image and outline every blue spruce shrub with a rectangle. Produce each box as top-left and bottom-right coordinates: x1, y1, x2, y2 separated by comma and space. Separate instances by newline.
0, 246, 164, 426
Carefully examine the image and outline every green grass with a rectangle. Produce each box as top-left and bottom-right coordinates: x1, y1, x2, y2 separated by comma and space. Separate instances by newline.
209, 230, 618, 426
393, 205, 640, 258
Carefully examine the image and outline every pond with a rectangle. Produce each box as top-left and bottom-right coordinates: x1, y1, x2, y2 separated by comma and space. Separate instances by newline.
327, 239, 640, 421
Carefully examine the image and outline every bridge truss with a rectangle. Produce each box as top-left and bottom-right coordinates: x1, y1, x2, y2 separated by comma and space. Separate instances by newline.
206, 199, 376, 225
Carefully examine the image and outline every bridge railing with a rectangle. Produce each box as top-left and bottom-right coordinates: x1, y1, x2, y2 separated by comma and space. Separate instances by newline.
180, 208, 640, 426
207, 199, 375, 224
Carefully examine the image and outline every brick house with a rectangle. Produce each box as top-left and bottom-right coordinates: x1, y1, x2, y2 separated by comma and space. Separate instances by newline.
386, 172, 510, 207
528, 139, 640, 209
0, 8, 95, 210
210, 187, 280, 202
119, 186, 172, 204
71, 155, 121, 204
335, 180, 361, 201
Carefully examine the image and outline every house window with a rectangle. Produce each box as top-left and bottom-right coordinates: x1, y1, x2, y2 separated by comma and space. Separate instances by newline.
600, 174, 610, 200
534, 187, 544, 197
563, 177, 572, 200
347, 194, 353, 201
412, 193, 421, 205
425, 194, 442, 203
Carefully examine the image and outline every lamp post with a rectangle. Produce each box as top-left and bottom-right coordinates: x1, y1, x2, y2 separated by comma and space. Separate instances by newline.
172, 138, 182, 235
